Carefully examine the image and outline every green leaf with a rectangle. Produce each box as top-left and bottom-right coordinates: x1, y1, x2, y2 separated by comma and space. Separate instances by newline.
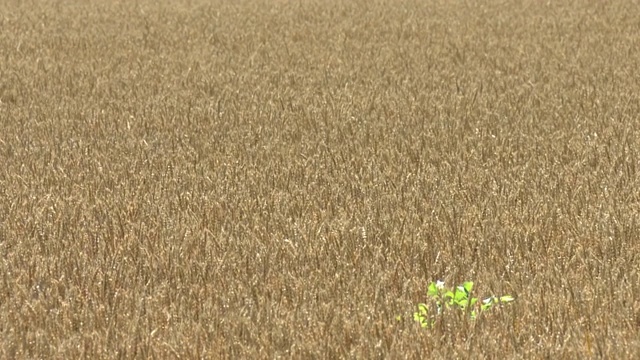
427, 282, 439, 298
462, 281, 474, 295
417, 303, 429, 315
457, 299, 469, 309
395, 315, 402, 322
413, 310, 430, 328
470, 297, 478, 307
454, 288, 467, 303
500, 295, 515, 303
481, 297, 494, 311
413, 312, 421, 321
444, 290, 455, 302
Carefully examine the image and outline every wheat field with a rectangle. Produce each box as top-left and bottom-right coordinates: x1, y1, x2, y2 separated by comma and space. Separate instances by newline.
1, 0, 639, 358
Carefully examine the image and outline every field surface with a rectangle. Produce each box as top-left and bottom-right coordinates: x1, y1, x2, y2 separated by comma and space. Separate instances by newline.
1, 0, 640, 358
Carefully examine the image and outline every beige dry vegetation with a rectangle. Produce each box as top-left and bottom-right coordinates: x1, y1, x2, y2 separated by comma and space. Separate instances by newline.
1, 0, 640, 358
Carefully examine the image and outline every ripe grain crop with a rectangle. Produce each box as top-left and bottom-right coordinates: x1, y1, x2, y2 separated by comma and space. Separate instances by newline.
1, 0, 640, 358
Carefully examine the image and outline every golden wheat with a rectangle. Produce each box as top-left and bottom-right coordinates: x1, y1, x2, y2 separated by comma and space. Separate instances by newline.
1, 0, 639, 358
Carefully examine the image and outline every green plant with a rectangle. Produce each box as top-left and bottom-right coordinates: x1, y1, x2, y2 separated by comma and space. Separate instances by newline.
408, 281, 515, 328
